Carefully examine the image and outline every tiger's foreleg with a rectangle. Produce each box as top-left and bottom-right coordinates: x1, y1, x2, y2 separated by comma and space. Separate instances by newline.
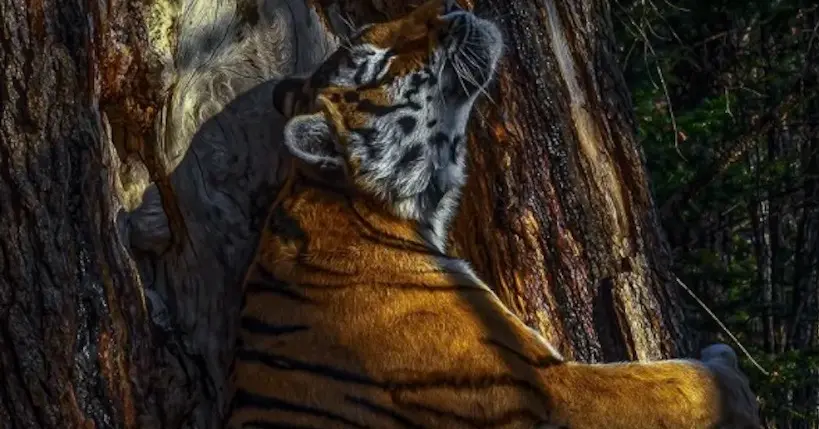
537, 344, 761, 429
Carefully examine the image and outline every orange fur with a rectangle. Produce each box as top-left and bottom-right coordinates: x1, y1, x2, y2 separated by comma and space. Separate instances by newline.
226, 1, 761, 428
228, 180, 759, 428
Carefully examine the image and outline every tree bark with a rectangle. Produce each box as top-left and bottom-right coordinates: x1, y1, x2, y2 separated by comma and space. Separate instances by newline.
455, 0, 690, 361
0, 0, 690, 428
0, 0, 192, 427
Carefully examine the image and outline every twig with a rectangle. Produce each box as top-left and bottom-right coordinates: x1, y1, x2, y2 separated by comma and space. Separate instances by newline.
674, 276, 770, 376
613, 0, 686, 162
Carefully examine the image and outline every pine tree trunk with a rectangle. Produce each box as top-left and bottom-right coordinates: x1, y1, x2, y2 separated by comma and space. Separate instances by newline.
0, 0, 195, 427
455, 0, 690, 361
0, 0, 690, 427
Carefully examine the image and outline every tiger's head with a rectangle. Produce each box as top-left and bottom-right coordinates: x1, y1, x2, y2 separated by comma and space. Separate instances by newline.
272, 0, 502, 250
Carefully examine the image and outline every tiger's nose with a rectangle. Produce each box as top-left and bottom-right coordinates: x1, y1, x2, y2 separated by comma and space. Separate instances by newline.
443, 0, 463, 14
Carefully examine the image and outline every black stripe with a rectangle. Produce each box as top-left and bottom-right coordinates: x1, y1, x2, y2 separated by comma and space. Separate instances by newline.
346, 198, 443, 256
245, 280, 315, 304
429, 132, 449, 147
229, 389, 369, 428
397, 144, 424, 170
372, 50, 394, 79
351, 127, 377, 143
240, 317, 310, 336
405, 73, 429, 98
295, 282, 480, 293
356, 231, 444, 257
356, 100, 422, 116
235, 349, 381, 386
344, 395, 424, 429
397, 116, 417, 134
266, 205, 307, 241
247, 265, 314, 304
351, 127, 381, 159
357, 76, 396, 90
241, 421, 324, 429
296, 254, 357, 276
236, 350, 545, 395
293, 174, 351, 195
449, 135, 464, 161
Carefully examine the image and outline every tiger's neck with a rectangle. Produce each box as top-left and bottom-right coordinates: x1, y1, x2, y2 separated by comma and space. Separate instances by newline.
254, 177, 475, 287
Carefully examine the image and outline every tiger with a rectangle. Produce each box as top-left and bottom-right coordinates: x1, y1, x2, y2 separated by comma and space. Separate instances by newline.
226, 0, 762, 427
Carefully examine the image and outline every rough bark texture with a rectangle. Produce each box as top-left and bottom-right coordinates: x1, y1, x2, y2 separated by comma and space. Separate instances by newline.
0, 0, 689, 427
314, 0, 691, 362
450, 0, 691, 362
0, 0, 186, 427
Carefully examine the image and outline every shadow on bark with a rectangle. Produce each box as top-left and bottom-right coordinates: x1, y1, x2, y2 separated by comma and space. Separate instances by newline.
126, 79, 291, 427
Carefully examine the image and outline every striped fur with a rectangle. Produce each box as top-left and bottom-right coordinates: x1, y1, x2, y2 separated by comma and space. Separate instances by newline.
226, 1, 762, 428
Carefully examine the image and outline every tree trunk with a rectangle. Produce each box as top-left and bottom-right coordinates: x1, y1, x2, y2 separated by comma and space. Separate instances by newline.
0, 0, 193, 427
453, 0, 690, 361
0, 0, 690, 428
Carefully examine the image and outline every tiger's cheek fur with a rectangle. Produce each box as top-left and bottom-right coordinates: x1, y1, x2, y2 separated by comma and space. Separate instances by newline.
317, 65, 471, 232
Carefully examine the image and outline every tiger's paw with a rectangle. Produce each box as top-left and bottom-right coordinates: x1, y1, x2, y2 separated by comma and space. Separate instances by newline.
699, 343, 763, 429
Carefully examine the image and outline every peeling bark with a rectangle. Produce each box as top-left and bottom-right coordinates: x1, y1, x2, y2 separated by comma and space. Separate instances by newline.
452, 0, 690, 361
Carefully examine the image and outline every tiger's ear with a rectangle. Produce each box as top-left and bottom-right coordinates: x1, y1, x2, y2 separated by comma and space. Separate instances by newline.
273, 77, 308, 119
283, 111, 344, 171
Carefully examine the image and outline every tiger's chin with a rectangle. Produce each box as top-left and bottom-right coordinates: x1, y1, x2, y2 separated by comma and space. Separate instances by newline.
440, 12, 504, 98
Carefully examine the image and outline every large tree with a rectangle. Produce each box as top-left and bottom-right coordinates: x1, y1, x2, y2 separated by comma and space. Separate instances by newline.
0, 0, 690, 427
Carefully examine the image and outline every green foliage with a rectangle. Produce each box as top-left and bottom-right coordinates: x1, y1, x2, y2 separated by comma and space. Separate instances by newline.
615, 0, 819, 427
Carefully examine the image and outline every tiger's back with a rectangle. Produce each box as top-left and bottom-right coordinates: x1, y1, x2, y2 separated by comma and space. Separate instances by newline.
230, 184, 556, 428
227, 1, 762, 428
